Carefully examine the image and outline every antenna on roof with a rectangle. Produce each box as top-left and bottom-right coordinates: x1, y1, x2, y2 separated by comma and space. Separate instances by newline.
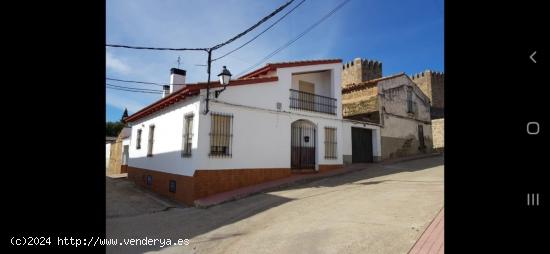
177, 56, 182, 69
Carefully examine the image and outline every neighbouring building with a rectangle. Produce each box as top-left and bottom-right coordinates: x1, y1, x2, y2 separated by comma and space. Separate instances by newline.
342, 58, 433, 160
123, 60, 381, 205
106, 127, 131, 176
411, 70, 444, 151
106, 137, 116, 168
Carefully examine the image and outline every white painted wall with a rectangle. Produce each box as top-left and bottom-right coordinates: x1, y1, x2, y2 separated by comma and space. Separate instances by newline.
128, 97, 201, 176
197, 101, 355, 171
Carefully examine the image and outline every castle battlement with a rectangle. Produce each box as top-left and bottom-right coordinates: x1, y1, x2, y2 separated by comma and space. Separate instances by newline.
410, 70, 444, 80
410, 70, 444, 109
341, 57, 383, 87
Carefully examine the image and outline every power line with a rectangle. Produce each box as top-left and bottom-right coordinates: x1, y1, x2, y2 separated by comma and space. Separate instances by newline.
212, 0, 306, 62
106, 0, 295, 51
237, 0, 352, 78
106, 83, 163, 92
106, 77, 188, 86
106, 77, 164, 86
107, 86, 163, 94
106, 83, 163, 93
105, 44, 208, 51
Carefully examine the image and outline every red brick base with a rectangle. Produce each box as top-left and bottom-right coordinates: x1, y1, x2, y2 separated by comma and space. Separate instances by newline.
127, 167, 195, 205
127, 166, 292, 206
120, 165, 128, 174
318, 164, 344, 173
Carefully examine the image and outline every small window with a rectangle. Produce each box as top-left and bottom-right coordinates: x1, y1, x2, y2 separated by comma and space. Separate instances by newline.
324, 127, 337, 159
146, 175, 152, 186
136, 129, 142, 149
209, 113, 233, 157
169, 180, 176, 193
182, 114, 194, 157
147, 125, 155, 157
407, 88, 413, 113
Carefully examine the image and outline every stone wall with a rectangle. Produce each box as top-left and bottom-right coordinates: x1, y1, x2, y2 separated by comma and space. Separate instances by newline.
431, 118, 444, 151
411, 70, 444, 113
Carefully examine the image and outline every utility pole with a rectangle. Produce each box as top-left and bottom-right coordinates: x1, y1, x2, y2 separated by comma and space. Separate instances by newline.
204, 49, 212, 115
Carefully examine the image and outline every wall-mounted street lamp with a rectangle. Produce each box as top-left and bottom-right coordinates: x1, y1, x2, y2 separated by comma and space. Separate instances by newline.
204, 61, 232, 114
215, 66, 232, 98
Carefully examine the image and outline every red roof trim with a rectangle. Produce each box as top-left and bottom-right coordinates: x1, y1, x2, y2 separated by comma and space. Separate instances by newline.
124, 76, 278, 123
239, 59, 342, 79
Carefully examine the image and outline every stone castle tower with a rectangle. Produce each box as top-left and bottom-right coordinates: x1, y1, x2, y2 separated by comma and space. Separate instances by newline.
410, 70, 444, 118
341, 58, 382, 88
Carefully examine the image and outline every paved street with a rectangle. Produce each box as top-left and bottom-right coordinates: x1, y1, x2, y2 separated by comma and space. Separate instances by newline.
106, 177, 183, 218
107, 155, 443, 254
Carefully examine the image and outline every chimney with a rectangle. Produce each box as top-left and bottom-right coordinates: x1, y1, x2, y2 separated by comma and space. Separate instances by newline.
170, 68, 186, 93
162, 85, 170, 98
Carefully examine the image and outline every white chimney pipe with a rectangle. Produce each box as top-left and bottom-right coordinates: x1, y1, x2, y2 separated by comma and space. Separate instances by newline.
170, 68, 186, 94
162, 85, 170, 98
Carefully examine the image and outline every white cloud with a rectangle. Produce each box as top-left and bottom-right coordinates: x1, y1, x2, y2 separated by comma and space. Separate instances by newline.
106, 51, 131, 74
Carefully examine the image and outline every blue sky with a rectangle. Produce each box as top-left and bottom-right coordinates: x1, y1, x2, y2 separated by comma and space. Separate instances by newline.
106, 0, 444, 122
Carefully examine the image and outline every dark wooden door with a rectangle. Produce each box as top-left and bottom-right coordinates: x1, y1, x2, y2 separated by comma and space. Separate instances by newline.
291, 125, 316, 169
352, 127, 373, 163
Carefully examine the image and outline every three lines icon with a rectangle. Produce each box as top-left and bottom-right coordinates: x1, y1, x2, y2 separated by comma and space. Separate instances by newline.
527, 193, 540, 206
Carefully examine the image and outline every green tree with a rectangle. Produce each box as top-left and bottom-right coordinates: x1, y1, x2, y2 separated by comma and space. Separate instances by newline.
106, 121, 125, 137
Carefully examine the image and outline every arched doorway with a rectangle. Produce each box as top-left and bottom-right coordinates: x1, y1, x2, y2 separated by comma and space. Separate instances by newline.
291, 120, 316, 170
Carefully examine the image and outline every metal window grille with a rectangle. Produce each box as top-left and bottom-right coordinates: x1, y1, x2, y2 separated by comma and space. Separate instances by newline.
182, 114, 194, 157
289, 89, 336, 115
146, 175, 152, 186
169, 180, 176, 193
209, 113, 233, 157
147, 125, 155, 157
136, 129, 142, 149
324, 127, 337, 159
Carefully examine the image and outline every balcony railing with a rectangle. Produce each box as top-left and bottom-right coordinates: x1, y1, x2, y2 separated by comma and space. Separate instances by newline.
289, 89, 337, 115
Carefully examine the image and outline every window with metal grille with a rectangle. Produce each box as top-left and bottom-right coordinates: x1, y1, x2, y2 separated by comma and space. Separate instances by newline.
136, 129, 142, 149
147, 125, 155, 157
324, 127, 337, 159
182, 114, 194, 157
209, 113, 233, 157
169, 180, 176, 193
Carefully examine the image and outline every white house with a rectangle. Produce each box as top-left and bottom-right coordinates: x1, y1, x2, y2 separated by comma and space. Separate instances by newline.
123, 60, 381, 205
